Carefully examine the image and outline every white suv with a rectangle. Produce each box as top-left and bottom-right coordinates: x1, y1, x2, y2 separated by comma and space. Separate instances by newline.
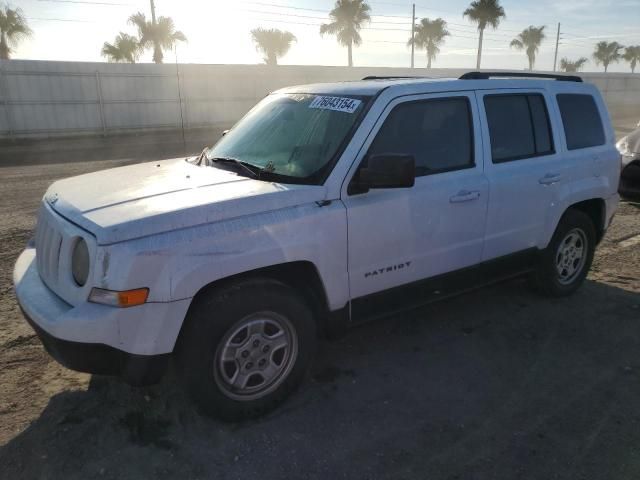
13, 72, 620, 420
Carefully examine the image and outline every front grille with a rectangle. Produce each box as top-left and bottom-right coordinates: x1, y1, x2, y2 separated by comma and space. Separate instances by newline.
33, 202, 95, 307
35, 206, 63, 290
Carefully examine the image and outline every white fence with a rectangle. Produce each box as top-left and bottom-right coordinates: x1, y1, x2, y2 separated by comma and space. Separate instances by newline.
1, 60, 638, 138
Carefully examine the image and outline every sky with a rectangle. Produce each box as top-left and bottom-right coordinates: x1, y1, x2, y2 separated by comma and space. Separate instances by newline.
8, 0, 640, 73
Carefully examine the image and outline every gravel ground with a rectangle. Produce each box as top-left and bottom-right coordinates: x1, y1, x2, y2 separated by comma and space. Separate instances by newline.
0, 147, 639, 479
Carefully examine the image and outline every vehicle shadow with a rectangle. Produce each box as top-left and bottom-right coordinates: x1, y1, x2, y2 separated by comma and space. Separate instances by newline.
1, 278, 640, 480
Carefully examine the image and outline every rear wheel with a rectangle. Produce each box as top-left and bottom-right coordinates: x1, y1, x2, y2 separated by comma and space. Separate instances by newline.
530, 209, 596, 297
176, 278, 316, 421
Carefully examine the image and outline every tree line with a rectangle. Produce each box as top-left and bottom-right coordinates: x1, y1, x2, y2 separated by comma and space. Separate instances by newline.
1, 2, 639, 73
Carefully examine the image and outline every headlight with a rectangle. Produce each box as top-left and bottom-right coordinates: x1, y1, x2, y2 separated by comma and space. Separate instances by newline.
616, 137, 631, 157
71, 238, 90, 286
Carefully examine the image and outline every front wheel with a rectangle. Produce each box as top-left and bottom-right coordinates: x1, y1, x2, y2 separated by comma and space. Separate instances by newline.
530, 209, 596, 297
176, 279, 316, 421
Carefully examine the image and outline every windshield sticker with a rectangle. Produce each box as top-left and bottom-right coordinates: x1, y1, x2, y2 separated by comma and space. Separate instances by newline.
309, 96, 362, 113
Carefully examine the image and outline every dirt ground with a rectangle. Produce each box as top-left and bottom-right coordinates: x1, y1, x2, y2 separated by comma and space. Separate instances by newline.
1, 139, 640, 479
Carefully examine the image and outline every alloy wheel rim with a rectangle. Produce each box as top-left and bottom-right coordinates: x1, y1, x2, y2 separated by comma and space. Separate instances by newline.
214, 312, 298, 401
555, 228, 588, 285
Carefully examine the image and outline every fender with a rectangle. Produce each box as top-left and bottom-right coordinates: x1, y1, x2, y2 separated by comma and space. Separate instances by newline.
99, 202, 349, 311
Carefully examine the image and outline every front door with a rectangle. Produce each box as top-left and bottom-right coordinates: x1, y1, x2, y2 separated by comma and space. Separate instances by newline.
341, 91, 489, 306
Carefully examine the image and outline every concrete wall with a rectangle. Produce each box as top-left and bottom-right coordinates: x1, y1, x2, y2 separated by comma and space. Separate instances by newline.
1, 59, 638, 138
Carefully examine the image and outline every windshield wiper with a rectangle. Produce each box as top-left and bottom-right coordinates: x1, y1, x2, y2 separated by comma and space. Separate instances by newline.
208, 156, 262, 179
195, 147, 209, 166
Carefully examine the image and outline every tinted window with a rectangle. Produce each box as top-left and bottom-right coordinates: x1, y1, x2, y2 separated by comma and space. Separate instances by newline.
368, 97, 473, 176
484, 94, 554, 163
529, 95, 553, 154
557, 94, 605, 150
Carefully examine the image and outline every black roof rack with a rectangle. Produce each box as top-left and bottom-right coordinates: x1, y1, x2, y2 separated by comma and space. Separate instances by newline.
361, 75, 430, 80
459, 71, 582, 82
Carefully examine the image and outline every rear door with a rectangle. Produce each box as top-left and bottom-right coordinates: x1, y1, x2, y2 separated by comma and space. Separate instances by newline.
342, 91, 488, 303
478, 89, 566, 260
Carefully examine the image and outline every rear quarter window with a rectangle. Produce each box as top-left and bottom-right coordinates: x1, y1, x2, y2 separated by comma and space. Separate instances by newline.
556, 94, 605, 150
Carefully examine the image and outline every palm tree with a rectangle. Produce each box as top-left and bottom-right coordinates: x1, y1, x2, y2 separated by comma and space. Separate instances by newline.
560, 57, 588, 73
101, 32, 140, 63
408, 18, 449, 69
128, 12, 186, 64
623, 46, 640, 73
510, 26, 545, 71
250, 28, 296, 66
0, 6, 32, 60
320, 0, 371, 67
463, 0, 506, 69
592, 41, 623, 72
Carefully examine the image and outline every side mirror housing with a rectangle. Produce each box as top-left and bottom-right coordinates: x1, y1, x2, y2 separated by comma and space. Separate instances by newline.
352, 153, 415, 193
222, 129, 230, 137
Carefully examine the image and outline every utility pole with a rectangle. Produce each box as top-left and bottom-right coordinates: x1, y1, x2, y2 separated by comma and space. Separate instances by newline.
553, 22, 560, 72
410, 4, 415, 68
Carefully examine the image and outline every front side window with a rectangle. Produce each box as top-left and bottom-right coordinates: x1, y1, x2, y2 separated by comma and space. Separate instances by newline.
556, 94, 605, 150
484, 93, 554, 163
367, 97, 474, 176
207, 93, 370, 183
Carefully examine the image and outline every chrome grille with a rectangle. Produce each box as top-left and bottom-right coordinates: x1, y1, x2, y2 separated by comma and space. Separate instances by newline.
35, 206, 63, 289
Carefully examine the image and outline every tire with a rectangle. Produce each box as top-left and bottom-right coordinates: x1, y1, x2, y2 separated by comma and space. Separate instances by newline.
530, 209, 596, 297
176, 278, 317, 421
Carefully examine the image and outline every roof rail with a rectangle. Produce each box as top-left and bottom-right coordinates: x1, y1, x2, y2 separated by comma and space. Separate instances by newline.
361, 75, 429, 80
459, 71, 583, 82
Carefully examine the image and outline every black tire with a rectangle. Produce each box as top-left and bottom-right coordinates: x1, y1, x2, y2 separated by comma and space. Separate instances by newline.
530, 209, 596, 297
176, 278, 316, 421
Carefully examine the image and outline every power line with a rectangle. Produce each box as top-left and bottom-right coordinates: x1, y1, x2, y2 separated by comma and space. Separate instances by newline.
27, 16, 96, 23
36, 0, 132, 5
246, 17, 320, 27
237, 7, 417, 26
240, 1, 328, 14
241, 1, 412, 19
563, 33, 640, 41
370, 40, 408, 44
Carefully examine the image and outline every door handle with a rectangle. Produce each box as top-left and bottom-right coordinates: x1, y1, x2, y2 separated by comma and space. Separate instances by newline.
449, 190, 480, 203
539, 173, 562, 185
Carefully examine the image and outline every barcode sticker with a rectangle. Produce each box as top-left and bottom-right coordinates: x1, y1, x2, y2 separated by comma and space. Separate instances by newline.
309, 96, 362, 113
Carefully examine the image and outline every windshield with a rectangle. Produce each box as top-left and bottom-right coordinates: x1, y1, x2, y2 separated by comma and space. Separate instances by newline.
206, 93, 370, 182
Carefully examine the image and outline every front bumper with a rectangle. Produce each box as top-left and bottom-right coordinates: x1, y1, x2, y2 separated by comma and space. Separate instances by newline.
13, 246, 190, 385
22, 306, 168, 385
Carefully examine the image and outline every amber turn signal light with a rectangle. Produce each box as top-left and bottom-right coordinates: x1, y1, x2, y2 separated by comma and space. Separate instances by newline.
89, 287, 149, 308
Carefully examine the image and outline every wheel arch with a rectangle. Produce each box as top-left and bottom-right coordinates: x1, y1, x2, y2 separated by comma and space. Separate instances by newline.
566, 198, 606, 243
175, 261, 333, 349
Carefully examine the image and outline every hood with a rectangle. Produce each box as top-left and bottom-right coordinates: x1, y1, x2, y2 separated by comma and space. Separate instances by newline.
44, 158, 328, 244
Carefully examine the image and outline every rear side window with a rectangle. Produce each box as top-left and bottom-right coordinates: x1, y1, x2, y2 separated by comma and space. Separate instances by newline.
556, 94, 605, 150
368, 97, 474, 176
484, 94, 554, 163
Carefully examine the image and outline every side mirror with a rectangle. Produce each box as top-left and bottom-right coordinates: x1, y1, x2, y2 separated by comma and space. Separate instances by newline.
222, 129, 230, 137
354, 153, 415, 192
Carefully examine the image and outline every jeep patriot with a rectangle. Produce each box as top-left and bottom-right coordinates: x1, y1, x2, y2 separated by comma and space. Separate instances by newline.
13, 72, 620, 420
